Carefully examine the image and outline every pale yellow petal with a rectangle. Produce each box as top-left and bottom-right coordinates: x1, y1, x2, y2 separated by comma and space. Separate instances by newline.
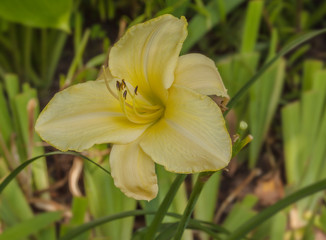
110, 141, 158, 201
174, 53, 229, 104
109, 14, 187, 104
35, 80, 150, 152
140, 86, 232, 173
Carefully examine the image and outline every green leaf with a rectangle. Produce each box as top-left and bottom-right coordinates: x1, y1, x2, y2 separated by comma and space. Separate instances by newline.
226, 178, 326, 240
0, 83, 13, 146
0, 0, 72, 31
194, 172, 221, 240
282, 101, 301, 185
282, 65, 326, 213
181, 0, 244, 53
302, 59, 323, 92
241, 0, 264, 53
144, 174, 187, 240
249, 28, 286, 167
0, 151, 110, 194
0, 211, 62, 240
226, 28, 326, 114
60, 197, 89, 240
174, 172, 213, 240
84, 147, 136, 239
0, 159, 33, 224
249, 58, 285, 167
223, 195, 258, 231
60, 210, 229, 240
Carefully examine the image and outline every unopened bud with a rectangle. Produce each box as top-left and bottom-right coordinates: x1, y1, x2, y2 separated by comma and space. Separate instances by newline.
240, 121, 248, 130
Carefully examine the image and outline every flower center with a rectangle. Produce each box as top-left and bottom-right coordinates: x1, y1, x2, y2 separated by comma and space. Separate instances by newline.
102, 67, 164, 124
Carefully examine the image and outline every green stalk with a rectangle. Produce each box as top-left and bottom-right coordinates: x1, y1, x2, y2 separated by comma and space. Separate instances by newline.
174, 172, 212, 239
144, 174, 186, 240
60, 210, 229, 240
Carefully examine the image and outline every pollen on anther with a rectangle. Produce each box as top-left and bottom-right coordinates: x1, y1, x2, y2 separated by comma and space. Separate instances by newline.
134, 86, 138, 95
122, 79, 126, 89
116, 81, 121, 90
123, 90, 127, 99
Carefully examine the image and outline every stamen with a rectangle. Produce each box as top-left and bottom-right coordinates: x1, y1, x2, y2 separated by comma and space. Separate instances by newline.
116, 81, 121, 90
118, 88, 149, 124
121, 79, 126, 89
102, 66, 119, 100
101, 69, 164, 124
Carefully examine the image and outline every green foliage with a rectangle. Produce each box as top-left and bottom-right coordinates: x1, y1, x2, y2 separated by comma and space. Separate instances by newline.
0, 212, 62, 240
1, 0, 326, 239
282, 59, 326, 222
0, 0, 72, 31
83, 148, 136, 240
181, 0, 244, 54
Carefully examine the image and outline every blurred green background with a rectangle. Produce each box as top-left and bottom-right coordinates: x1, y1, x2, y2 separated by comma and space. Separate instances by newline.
1, 0, 326, 239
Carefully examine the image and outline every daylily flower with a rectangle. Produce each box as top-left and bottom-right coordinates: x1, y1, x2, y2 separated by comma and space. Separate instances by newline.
35, 14, 232, 201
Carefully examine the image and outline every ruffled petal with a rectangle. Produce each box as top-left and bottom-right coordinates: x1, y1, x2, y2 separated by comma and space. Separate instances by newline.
174, 53, 229, 104
110, 141, 158, 201
35, 80, 150, 151
109, 14, 187, 104
140, 86, 232, 173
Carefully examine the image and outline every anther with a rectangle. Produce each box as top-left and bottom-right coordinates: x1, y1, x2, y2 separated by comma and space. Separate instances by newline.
116, 81, 121, 90
122, 79, 126, 89
123, 90, 127, 99
134, 86, 138, 95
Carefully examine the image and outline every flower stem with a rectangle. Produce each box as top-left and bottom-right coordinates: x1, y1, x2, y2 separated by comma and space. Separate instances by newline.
144, 174, 187, 240
174, 172, 213, 239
